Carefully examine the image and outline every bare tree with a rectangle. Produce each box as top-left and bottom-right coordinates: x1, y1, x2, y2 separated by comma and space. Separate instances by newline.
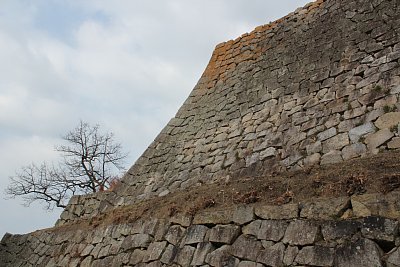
5, 121, 128, 210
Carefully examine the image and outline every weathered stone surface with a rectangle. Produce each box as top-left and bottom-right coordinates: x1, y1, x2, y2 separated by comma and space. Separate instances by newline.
365, 128, 394, 150
335, 239, 382, 267
375, 112, 400, 129
191, 242, 215, 266
349, 122, 376, 143
351, 192, 400, 219
209, 225, 240, 244
160, 244, 178, 265
321, 220, 360, 241
388, 137, 400, 149
175, 245, 195, 266
361, 216, 399, 242
170, 213, 193, 227
165, 225, 186, 246
232, 205, 254, 225
295, 246, 334, 266
255, 203, 298, 220
185, 225, 209, 245
322, 133, 350, 153
320, 150, 342, 165
231, 235, 263, 261
121, 234, 152, 250
342, 143, 367, 160
258, 220, 288, 242
300, 197, 350, 220
283, 246, 299, 266
143, 241, 167, 262
256, 242, 285, 266
205, 245, 237, 267
238, 261, 263, 267
387, 247, 400, 266
282, 220, 320, 246
317, 127, 337, 141
193, 209, 232, 225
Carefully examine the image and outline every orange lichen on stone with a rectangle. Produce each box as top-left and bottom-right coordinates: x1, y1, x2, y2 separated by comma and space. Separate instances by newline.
200, 0, 328, 89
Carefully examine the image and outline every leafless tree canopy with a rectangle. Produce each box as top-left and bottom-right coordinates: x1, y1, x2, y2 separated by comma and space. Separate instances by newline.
5, 121, 128, 210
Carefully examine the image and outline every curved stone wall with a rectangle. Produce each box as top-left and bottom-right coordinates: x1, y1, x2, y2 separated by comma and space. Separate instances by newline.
56, 0, 400, 225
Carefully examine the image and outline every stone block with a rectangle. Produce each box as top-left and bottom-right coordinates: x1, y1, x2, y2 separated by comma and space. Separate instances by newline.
191, 242, 215, 266
193, 209, 232, 225
321, 220, 360, 241
258, 220, 288, 242
209, 225, 240, 244
231, 235, 263, 261
365, 128, 394, 150
348, 122, 376, 143
282, 220, 320, 246
165, 225, 186, 246
205, 245, 238, 267
121, 234, 152, 250
320, 150, 343, 165
170, 214, 193, 227
238, 261, 264, 267
256, 242, 285, 266
322, 133, 350, 153
143, 241, 167, 262
335, 238, 382, 267
160, 244, 178, 264
295, 246, 334, 266
375, 112, 400, 129
185, 225, 209, 245
300, 196, 350, 220
388, 137, 400, 149
351, 192, 400, 219
304, 153, 321, 165
361, 216, 399, 242
255, 203, 298, 220
387, 247, 400, 266
232, 205, 254, 225
317, 127, 337, 141
342, 143, 367, 160
283, 246, 299, 266
175, 245, 195, 267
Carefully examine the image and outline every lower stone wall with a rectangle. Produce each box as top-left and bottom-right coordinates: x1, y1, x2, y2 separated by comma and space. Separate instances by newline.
3, 191, 400, 267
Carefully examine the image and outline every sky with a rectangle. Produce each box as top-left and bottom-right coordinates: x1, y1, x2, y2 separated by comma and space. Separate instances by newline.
0, 0, 311, 236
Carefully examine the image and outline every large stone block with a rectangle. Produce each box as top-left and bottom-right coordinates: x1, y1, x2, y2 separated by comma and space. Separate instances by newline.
256, 242, 285, 266
255, 203, 298, 220
335, 238, 382, 267
295, 246, 334, 266
282, 220, 320, 246
300, 196, 350, 220
185, 225, 209, 245
209, 225, 240, 244
231, 235, 263, 261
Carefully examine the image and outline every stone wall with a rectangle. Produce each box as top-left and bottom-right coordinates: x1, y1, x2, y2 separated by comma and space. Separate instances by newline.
3, 192, 400, 266
56, 0, 400, 225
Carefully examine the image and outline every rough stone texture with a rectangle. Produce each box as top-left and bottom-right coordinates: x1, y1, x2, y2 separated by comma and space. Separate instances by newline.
3, 0, 400, 266
3, 194, 400, 266
300, 197, 350, 220
55, 0, 400, 225
282, 220, 320, 246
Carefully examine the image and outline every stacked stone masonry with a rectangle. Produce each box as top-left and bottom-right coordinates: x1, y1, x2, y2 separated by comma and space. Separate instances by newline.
3, 192, 400, 266
57, 0, 400, 225
3, 0, 400, 266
